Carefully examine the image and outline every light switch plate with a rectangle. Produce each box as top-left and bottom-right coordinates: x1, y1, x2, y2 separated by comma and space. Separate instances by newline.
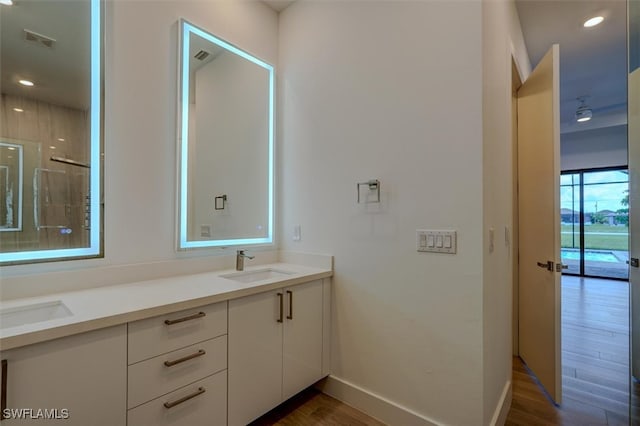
417, 230, 457, 254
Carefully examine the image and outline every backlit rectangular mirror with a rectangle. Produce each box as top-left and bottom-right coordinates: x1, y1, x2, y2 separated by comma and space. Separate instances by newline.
0, 0, 102, 264
177, 20, 274, 249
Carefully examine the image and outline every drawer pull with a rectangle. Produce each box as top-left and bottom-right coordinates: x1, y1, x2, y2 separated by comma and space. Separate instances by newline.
164, 349, 206, 367
277, 293, 283, 323
163, 387, 206, 409
164, 311, 206, 325
1, 359, 7, 421
286, 290, 293, 320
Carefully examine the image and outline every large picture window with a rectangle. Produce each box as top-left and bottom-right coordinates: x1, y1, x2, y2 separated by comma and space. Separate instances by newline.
561, 167, 629, 279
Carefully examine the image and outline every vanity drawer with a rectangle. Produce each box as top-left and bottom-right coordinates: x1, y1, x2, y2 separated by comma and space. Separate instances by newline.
128, 335, 227, 408
128, 301, 227, 364
128, 370, 227, 426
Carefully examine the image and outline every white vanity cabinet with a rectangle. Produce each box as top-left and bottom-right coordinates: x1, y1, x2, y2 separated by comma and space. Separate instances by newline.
127, 302, 228, 426
228, 279, 326, 426
0, 325, 127, 425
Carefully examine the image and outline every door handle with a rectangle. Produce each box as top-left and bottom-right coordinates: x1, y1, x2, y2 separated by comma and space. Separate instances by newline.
555, 263, 568, 272
537, 261, 554, 271
277, 293, 283, 323
631, 258, 639, 268
286, 290, 293, 320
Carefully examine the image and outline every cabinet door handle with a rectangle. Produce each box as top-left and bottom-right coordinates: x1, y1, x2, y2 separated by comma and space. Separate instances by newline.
1, 359, 6, 421
163, 387, 206, 409
286, 290, 293, 320
164, 311, 206, 325
164, 349, 206, 367
277, 292, 284, 323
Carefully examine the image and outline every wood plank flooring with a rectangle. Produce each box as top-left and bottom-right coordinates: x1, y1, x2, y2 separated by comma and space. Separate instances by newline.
249, 388, 385, 426
507, 276, 636, 425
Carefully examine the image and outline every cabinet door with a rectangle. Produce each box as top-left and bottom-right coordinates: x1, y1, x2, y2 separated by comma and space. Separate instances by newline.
0, 325, 127, 425
283, 280, 324, 400
228, 290, 283, 426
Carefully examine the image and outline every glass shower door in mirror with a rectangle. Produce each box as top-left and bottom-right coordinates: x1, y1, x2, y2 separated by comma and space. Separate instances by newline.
0, 0, 102, 264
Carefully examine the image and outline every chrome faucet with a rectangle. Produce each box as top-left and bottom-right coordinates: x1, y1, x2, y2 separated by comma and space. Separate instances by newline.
236, 250, 254, 271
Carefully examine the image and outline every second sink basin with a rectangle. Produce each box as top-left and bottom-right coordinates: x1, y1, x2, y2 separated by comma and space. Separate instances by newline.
0, 300, 73, 330
221, 268, 294, 284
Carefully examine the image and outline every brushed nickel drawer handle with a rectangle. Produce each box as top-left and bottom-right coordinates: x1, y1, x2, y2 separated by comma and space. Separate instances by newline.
164, 311, 206, 325
286, 290, 293, 320
1, 359, 7, 421
277, 293, 283, 323
164, 349, 206, 367
163, 387, 206, 409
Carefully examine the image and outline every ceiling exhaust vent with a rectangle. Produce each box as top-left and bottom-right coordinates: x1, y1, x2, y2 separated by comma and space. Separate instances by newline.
23, 29, 56, 49
194, 50, 210, 61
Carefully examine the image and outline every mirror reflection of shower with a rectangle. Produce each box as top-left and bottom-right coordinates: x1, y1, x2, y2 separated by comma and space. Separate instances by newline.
0, 95, 91, 252
0, 0, 98, 258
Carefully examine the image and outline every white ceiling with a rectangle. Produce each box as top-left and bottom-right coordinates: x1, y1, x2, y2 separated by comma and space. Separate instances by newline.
515, 0, 628, 134
1, 0, 90, 110
262, 0, 295, 13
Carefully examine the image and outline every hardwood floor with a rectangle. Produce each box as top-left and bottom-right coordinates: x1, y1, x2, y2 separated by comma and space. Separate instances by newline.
249, 388, 386, 426
507, 275, 636, 425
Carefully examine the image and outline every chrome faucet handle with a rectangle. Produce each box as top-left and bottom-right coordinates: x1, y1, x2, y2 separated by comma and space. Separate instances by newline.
237, 249, 254, 259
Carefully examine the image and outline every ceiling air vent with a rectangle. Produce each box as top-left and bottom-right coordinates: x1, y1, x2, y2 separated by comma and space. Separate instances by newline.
23, 29, 56, 49
194, 50, 210, 61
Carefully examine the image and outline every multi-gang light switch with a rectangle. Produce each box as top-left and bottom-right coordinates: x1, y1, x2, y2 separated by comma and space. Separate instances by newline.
416, 230, 457, 254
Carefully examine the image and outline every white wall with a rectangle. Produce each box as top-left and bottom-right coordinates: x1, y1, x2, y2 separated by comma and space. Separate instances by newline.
279, 2, 485, 424
481, 0, 531, 424
561, 125, 628, 171
0, 0, 278, 297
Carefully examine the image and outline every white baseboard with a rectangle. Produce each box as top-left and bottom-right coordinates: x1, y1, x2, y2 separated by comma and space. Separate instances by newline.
490, 381, 512, 426
316, 375, 442, 426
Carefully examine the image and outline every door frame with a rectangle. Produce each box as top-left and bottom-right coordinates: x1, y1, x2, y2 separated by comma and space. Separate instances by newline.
511, 57, 522, 356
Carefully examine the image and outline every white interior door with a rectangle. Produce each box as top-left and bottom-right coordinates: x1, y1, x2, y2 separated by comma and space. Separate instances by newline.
517, 44, 562, 403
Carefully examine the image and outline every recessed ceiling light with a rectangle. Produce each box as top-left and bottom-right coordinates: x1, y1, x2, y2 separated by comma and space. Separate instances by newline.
584, 16, 604, 27
49, 146, 56, 149
57, 138, 65, 142
13, 107, 24, 112
0, 0, 14, 5
18, 79, 34, 87
7, 147, 16, 151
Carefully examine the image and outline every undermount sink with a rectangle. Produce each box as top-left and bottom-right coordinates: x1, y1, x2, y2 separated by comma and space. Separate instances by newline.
0, 300, 73, 330
220, 268, 294, 284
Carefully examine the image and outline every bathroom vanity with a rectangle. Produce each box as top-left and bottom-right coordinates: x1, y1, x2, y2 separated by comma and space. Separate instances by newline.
0, 256, 332, 426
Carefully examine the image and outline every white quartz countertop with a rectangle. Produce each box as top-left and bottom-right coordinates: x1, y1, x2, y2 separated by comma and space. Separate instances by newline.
0, 262, 332, 351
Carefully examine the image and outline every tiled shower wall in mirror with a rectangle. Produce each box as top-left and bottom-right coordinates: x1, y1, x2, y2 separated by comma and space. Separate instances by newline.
0, 94, 89, 252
